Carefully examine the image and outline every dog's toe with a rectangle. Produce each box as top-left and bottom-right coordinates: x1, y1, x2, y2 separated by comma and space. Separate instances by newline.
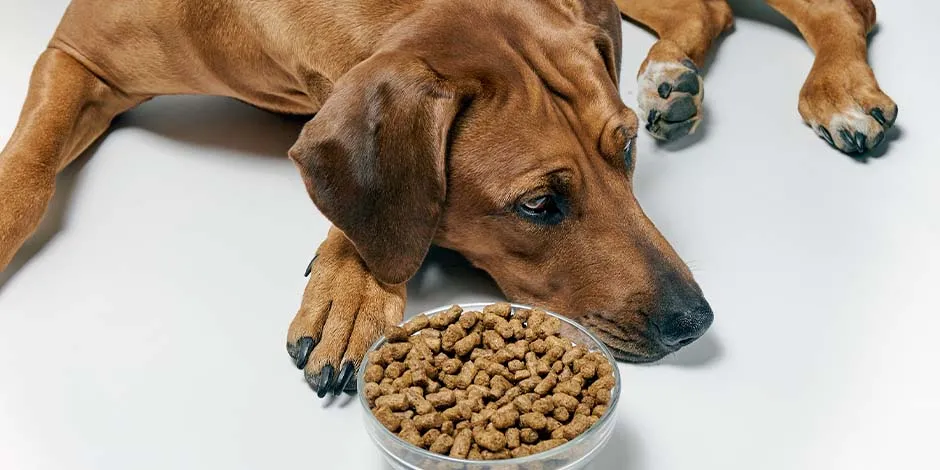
638, 59, 704, 142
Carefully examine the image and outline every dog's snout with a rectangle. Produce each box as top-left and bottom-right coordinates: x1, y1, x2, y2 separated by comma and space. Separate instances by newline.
654, 303, 713, 348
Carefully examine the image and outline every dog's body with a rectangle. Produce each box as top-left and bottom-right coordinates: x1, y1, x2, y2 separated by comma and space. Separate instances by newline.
0, 0, 896, 396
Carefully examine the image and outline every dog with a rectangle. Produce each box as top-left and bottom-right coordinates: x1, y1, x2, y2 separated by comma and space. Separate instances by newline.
0, 0, 897, 398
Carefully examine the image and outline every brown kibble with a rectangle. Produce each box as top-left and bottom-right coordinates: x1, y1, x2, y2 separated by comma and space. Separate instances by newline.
381, 342, 412, 363
533, 438, 567, 453
422, 428, 442, 448
442, 324, 467, 351
574, 359, 597, 379
386, 325, 409, 343
593, 405, 607, 417
534, 373, 558, 396
414, 412, 444, 432
519, 428, 539, 444
553, 406, 571, 422
367, 350, 386, 367
562, 346, 586, 365
364, 364, 384, 383
394, 409, 415, 420
457, 310, 480, 330
392, 370, 414, 389
582, 396, 596, 409
597, 361, 614, 377
595, 387, 612, 405
482, 330, 505, 350
384, 361, 405, 379
545, 346, 565, 363
399, 420, 423, 447
505, 427, 521, 449
490, 375, 512, 399
379, 382, 396, 396
364, 382, 382, 404
483, 302, 512, 318
551, 360, 564, 374
514, 369, 532, 381
472, 427, 507, 452
507, 359, 525, 372
555, 376, 584, 396
429, 433, 455, 454
425, 381, 441, 394
455, 362, 476, 388
519, 377, 540, 393
552, 392, 579, 412
519, 412, 547, 430
494, 385, 522, 407
575, 403, 591, 417
410, 366, 429, 388
530, 339, 547, 354
455, 420, 470, 431
442, 402, 473, 421
441, 420, 455, 435
563, 413, 592, 439
492, 348, 514, 364
374, 407, 402, 432
471, 408, 495, 427
405, 388, 433, 415
454, 389, 468, 402
474, 370, 491, 386
538, 316, 562, 338
450, 428, 472, 458
469, 347, 493, 361
440, 358, 462, 375
545, 417, 562, 432
527, 309, 547, 329
467, 446, 482, 460
375, 394, 409, 412
431, 305, 463, 329
506, 341, 528, 360
510, 445, 533, 458
513, 395, 533, 413
403, 314, 430, 334
589, 415, 600, 425
509, 318, 525, 340
532, 397, 555, 414
491, 404, 519, 429
454, 332, 481, 357
559, 366, 574, 382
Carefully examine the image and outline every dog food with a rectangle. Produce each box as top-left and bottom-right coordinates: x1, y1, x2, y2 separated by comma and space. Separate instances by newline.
363, 303, 616, 460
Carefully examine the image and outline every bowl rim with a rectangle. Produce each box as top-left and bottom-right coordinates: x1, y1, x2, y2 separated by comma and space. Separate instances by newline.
356, 302, 623, 466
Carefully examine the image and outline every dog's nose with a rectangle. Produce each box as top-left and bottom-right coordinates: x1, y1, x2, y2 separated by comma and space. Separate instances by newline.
654, 303, 713, 348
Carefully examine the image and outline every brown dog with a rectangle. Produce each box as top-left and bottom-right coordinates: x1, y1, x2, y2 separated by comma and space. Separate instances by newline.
0, 0, 896, 397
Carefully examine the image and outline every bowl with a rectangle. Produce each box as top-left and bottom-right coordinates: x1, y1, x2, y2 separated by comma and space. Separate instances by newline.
356, 302, 622, 470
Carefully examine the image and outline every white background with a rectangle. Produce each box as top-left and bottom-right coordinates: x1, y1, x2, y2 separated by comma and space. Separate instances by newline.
1, 1, 937, 469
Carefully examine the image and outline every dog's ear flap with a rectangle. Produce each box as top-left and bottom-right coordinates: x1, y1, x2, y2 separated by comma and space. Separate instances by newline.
289, 52, 471, 285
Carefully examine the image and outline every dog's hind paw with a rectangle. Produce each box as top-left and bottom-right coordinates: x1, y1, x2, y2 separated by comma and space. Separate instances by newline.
637, 42, 704, 142
286, 230, 405, 399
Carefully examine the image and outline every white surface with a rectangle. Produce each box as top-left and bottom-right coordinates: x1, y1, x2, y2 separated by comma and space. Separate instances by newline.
1, 1, 938, 469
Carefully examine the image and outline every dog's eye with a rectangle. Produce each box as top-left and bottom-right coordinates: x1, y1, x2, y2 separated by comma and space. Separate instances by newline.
517, 194, 565, 225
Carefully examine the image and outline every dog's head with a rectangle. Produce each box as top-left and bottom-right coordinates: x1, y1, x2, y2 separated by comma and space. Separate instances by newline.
289, 0, 711, 362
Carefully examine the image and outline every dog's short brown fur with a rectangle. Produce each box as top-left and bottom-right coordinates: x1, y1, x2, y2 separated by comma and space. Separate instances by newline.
0, 0, 896, 396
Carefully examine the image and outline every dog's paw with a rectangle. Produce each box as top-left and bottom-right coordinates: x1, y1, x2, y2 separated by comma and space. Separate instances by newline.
286, 235, 405, 398
637, 41, 704, 141
799, 61, 898, 155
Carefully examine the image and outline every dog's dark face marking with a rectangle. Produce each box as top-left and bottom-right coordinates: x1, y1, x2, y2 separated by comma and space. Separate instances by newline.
289, 0, 712, 362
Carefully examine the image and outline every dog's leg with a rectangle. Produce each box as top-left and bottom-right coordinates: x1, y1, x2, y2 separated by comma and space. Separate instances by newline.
614, 0, 733, 141
286, 227, 406, 397
0, 48, 146, 271
765, 0, 897, 154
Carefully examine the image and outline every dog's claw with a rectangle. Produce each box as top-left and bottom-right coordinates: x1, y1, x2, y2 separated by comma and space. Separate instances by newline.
838, 129, 858, 153
853, 131, 867, 153
680, 58, 699, 73
870, 108, 887, 127
871, 131, 885, 149
292, 337, 315, 369
818, 126, 835, 147
317, 364, 334, 399
304, 254, 318, 277
334, 362, 355, 396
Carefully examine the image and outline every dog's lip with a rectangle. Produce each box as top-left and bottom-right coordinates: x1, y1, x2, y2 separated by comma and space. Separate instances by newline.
608, 346, 671, 363
580, 315, 673, 363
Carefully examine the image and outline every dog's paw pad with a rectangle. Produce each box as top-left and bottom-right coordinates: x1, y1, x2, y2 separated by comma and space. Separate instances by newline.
638, 60, 704, 141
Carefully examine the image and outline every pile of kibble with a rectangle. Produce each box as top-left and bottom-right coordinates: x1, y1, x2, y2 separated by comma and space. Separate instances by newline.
362, 303, 616, 461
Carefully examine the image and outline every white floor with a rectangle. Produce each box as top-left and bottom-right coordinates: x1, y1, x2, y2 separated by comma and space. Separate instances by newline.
1, 1, 937, 469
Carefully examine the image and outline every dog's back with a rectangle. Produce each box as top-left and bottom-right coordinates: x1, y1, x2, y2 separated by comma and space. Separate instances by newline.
51, 0, 416, 113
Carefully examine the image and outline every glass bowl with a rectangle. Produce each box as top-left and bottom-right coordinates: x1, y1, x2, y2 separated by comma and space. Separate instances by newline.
356, 302, 622, 470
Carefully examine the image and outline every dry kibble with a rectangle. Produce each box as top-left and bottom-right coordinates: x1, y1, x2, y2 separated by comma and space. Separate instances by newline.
519, 412, 547, 430
375, 393, 409, 411
520, 428, 539, 444
457, 311, 479, 330
450, 428, 473, 458
430, 433, 455, 454
472, 427, 507, 452
454, 332, 481, 357
366, 303, 617, 461
532, 397, 555, 414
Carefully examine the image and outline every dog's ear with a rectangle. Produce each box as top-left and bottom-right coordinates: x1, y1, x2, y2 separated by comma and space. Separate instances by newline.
289, 52, 472, 285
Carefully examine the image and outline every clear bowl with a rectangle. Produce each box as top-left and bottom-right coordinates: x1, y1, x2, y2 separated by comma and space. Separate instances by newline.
356, 302, 622, 470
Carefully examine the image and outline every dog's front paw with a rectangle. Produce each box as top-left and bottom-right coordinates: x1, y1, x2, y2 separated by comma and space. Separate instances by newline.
286, 230, 405, 398
637, 40, 704, 141
799, 60, 898, 155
